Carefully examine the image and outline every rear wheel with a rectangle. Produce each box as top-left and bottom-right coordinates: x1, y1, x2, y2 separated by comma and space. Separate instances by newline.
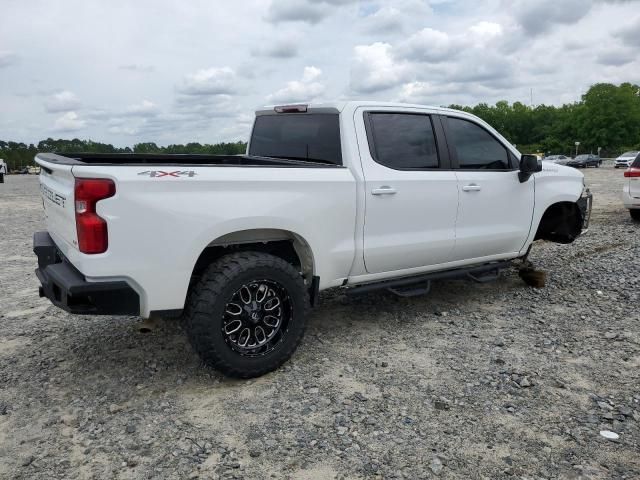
631, 209, 640, 221
184, 252, 309, 378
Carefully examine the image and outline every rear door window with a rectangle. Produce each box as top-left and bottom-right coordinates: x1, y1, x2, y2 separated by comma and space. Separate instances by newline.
366, 113, 439, 169
249, 114, 342, 165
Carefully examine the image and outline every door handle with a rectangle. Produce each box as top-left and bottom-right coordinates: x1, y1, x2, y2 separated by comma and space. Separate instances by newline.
462, 184, 481, 192
371, 186, 397, 195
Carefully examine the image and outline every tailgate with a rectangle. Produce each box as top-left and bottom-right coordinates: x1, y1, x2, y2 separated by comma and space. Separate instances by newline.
36, 158, 78, 252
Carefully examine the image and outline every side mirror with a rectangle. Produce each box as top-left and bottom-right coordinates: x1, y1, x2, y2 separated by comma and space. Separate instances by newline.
519, 154, 542, 183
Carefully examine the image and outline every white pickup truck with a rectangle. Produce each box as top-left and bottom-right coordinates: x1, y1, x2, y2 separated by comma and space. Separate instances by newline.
34, 101, 592, 377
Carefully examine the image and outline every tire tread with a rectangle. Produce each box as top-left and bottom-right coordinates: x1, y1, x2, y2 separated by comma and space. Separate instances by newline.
183, 252, 309, 378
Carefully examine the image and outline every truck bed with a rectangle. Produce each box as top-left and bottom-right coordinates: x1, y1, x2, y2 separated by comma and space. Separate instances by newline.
36, 152, 341, 168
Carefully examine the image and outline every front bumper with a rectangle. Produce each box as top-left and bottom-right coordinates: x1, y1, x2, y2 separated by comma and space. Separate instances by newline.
33, 231, 140, 315
577, 188, 593, 234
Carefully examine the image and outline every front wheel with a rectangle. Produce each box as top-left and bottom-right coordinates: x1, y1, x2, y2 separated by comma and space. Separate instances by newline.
631, 209, 640, 221
183, 252, 309, 378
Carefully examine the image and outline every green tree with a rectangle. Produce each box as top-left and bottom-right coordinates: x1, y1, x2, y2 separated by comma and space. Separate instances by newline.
133, 142, 161, 154
577, 83, 640, 152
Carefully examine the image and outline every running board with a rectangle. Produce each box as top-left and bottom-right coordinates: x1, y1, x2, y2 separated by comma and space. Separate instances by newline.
388, 281, 431, 297
346, 260, 512, 297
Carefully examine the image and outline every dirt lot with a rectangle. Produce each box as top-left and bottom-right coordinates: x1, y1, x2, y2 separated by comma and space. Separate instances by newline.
0, 166, 639, 479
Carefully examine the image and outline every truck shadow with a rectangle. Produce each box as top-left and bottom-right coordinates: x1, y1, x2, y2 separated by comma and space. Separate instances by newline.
22, 271, 528, 393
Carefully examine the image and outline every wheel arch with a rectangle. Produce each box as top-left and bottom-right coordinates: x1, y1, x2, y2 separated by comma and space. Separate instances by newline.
190, 228, 316, 285
533, 201, 583, 244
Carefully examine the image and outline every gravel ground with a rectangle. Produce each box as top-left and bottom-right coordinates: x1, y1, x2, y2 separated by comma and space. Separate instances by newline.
1, 166, 639, 480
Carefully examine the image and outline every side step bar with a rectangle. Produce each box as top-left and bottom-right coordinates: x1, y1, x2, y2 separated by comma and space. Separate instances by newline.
346, 260, 512, 297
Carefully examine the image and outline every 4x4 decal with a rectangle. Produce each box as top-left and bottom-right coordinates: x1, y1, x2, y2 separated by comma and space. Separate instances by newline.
138, 170, 197, 178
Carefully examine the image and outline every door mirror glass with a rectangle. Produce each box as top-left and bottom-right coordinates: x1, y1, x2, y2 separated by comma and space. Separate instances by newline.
519, 154, 542, 182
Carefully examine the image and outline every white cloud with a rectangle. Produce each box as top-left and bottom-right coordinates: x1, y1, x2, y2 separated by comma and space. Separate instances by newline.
178, 67, 238, 96
53, 111, 86, 132
302, 66, 322, 82
396, 22, 504, 65
124, 100, 160, 117
107, 124, 139, 136
267, 66, 325, 103
396, 28, 460, 63
399, 80, 479, 105
399, 82, 441, 104
44, 91, 81, 113
447, 54, 514, 85
469, 21, 503, 41
175, 93, 238, 117
350, 42, 407, 94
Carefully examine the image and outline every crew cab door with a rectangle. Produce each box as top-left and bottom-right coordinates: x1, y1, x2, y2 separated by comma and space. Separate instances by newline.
356, 110, 459, 274
443, 115, 534, 261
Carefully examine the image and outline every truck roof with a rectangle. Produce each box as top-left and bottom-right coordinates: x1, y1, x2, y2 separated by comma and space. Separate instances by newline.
258, 101, 464, 115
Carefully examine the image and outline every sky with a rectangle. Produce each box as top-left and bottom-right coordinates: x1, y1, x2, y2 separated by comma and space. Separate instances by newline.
1, 0, 639, 146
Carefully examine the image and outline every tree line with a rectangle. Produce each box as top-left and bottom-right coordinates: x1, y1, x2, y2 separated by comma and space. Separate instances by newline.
1, 82, 639, 171
449, 82, 640, 157
0, 140, 247, 171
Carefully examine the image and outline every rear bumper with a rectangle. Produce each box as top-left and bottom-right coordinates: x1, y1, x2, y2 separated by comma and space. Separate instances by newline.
33, 231, 140, 315
622, 188, 640, 209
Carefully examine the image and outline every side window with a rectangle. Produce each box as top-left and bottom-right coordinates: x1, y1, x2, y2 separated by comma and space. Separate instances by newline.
447, 117, 510, 170
367, 113, 439, 169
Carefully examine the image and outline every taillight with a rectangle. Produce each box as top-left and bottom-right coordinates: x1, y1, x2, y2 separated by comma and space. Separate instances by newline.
624, 168, 640, 178
74, 178, 115, 254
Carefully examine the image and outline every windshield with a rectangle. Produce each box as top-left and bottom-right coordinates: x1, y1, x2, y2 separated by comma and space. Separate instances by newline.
621, 151, 639, 157
249, 114, 342, 165
575, 154, 589, 160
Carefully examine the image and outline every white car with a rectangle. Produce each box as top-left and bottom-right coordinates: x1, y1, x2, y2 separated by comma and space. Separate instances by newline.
615, 151, 639, 168
622, 156, 640, 220
33, 101, 592, 377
